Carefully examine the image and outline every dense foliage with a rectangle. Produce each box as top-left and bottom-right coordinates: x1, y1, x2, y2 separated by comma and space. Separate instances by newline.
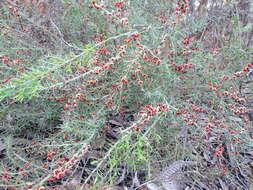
0, 0, 253, 189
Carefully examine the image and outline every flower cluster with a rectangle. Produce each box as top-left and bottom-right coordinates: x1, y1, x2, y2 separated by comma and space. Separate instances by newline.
92, 33, 105, 43
114, 1, 124, 8
241, 63, 253, 73
176, 107, 188, 115
230, 64, 253, 79
191, 104, 206, 112
142, 51, 161, 65
170, 62, 193, 73
63, 99, 77, 111
124, 32, 141, 43
1, 55, 9, 65
120, 76, 129, 84
55, 155, 70, 166
87, 80, 97, 85
182, 38, 190, 46
131, 104, 169, 130
46, 150, 57, 161
105, 99, 114, 107
144, 105, 158, 116
214, 146, 224, 157
47, 145, 88, 182
203, 123, 214, 134
175, 0, 189, 15
233, 106, 252, 115
0, 172, 11, 180
130, 32, 141, 39
157, 103, 170, 112
207, 81, 221, 91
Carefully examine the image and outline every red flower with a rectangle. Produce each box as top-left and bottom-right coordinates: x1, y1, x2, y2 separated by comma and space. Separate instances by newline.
144, 105, 157, 116
98, 47, 109, 55
132, 125, 140, 130
181, 8, 187, 14
55, 96, 66, 101
121, 17, 128, 25
114, 1, 124, 8
183, 38, 190, 46
111, 84, 119, 89
124, 38, 132, 43
87, 80, 97, 85
157, 104, 169, 112
105, 100, 113, 107
53, 168, 64, 179
47, 177, 55, 182
136, 41, 142, 48
104, 125, 110, 131
242, 67, 249, 72
220, 76, 229, 81
1, 56, 9, 65
63, 105, 70, 111
214, 146, 224, 157
120, 77, 129, 84
47, 151, 57, 157
0, 173, 11, 180
131, 32, 141, 39
66, 101, 77, 106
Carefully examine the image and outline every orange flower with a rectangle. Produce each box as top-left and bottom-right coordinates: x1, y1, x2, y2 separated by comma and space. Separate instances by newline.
53, 168, 64, 179
87, 80, 97, 85
120, 77, 129, 84
106, 100, 113, 107
124, 38, 132, 43
47, 177, 55, 182
2, 77, 11, 84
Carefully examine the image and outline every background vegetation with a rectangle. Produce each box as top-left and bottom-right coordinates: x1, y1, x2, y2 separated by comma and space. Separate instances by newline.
0, 0, 253, 189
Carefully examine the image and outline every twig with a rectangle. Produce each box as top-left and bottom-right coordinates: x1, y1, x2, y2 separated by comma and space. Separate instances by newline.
50, 19, 83, 52
29, 144, 89, 190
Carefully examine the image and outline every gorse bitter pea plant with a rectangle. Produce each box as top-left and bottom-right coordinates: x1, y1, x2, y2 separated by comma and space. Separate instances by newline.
0, 0, 253, 189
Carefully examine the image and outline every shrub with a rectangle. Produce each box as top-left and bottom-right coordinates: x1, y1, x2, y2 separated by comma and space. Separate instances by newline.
0, 0, 252, 189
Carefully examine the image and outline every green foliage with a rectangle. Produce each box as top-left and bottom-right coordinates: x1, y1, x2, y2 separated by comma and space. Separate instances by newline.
0, 0, 252, 189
